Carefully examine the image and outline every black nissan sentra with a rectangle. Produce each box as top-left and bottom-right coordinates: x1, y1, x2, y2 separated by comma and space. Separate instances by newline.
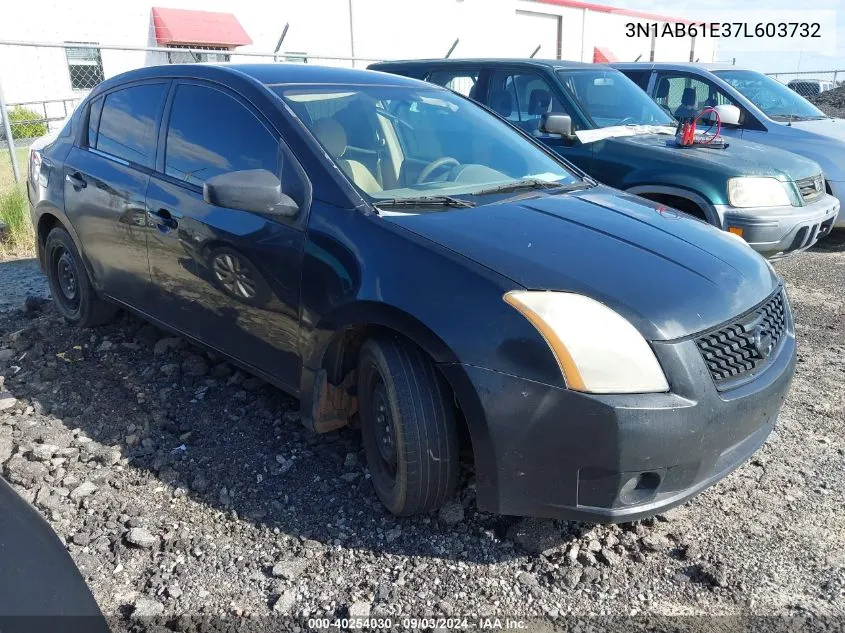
28, 64, 795, 522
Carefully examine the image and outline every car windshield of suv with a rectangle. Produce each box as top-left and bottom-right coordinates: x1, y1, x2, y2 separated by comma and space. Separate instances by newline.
272, 84, 580, 203
556, 69, 675, 128
713, 69, 827, 120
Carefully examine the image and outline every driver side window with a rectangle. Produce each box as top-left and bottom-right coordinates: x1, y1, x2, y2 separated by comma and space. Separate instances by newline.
487, 71, 570, 135
654, 73, 739, 120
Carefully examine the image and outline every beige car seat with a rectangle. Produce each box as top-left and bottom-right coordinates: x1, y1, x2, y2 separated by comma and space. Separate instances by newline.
312, 118, 383, 194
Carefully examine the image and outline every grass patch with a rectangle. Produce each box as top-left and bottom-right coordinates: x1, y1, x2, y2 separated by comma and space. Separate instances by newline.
0, 146, 29, 197
0, 184, 35, 259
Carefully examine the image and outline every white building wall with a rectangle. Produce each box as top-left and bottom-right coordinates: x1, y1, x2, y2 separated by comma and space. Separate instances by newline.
0, 0, 718, 106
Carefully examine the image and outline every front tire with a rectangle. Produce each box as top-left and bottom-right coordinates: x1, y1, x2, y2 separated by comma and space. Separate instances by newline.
44, 227, 116, 327
358, 335, 459, 516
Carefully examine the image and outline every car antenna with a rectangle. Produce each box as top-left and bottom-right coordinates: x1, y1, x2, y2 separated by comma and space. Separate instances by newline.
634, 54, 642, 62
445, 38, 459, 58
530, 45, 541, 58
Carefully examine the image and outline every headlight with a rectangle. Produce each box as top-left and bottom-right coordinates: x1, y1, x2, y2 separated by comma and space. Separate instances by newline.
727, 177, 792, 208
504, 291, 669, 394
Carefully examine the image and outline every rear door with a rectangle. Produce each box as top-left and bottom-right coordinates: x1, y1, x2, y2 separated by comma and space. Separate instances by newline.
144, 80, 309, 391
63, 81, 169, 306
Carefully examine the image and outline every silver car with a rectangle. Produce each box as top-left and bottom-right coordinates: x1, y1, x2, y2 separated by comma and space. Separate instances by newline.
613, 62, 845, 229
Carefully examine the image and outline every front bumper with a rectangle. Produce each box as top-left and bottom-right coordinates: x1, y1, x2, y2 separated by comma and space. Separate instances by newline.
715, 192, 839, 258
440, 320, 796, 523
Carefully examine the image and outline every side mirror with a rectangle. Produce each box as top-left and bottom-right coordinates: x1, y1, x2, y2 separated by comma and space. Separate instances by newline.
539, 112, 572, 137
714, 104, 741, 127
203, 169, 299, 217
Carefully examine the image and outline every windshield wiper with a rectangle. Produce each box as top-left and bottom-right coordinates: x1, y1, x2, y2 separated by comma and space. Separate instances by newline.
472, 179, 589, 197
373, 195, 476, 209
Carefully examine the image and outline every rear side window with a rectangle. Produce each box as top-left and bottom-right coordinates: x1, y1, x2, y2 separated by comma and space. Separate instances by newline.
426, 70, 480, 99
94, 83, 167, 167
164, 83, 279, 187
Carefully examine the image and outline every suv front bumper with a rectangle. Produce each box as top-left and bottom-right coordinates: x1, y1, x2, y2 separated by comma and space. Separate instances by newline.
440, 313, 796, 523
715, 193, 839, 258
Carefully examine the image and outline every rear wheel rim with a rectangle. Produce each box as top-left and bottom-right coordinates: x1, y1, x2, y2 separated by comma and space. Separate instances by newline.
54, 247, 81, 311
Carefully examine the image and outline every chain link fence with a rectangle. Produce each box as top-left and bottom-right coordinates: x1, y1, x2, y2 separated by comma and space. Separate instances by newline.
0, 41, 384, 195
766, 70, 844, 98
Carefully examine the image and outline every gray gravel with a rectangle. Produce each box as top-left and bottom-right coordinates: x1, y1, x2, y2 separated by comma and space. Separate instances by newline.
0, 258, 49, 313
0, 234, 843, 630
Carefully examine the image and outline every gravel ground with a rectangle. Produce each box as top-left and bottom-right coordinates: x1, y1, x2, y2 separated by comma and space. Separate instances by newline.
0, 258, 49, 313
0, 235, 844, 632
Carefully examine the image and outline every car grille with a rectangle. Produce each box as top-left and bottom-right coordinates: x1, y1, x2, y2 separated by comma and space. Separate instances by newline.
796, 174, 825, 203
696, 290, 788, 388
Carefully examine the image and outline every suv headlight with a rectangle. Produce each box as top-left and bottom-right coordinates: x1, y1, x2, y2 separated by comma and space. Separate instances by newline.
504, 291, 669, 394
727, 177, 792, 208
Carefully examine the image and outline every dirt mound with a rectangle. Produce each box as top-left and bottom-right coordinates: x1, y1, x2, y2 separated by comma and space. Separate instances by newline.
808, 84, 845, 118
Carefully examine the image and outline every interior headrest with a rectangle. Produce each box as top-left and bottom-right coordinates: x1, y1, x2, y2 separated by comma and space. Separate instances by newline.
312, 118, 347, 157
528, 89, 551, 115
681, 87, 697, 106
655, 78, 670, 99
489, 89, 513, 116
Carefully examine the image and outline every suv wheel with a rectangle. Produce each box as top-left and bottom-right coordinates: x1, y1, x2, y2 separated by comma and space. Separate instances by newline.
357, 335, 459, 516
45, 227, 116, 327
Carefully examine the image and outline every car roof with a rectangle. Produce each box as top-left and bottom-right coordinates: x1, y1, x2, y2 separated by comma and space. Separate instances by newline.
611, 62, 749, 73
369, 58, 602, 71
90, 62, 432, 96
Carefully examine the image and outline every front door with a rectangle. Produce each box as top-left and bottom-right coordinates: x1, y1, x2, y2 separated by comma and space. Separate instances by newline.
484, 69, 594, 173
144, 81, 309, 391
62, 81, 169, 306
652, 71, 746, 140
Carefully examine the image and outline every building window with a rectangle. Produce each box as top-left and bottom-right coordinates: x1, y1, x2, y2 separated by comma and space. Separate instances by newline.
166, 44, 231, 64
65, 43, 105, 91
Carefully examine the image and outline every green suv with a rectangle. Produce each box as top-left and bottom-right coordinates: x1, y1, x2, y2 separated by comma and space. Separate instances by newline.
369, 59, 839, 258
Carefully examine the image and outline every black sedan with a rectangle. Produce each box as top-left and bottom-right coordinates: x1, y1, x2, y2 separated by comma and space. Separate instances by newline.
28, 63, 795, 522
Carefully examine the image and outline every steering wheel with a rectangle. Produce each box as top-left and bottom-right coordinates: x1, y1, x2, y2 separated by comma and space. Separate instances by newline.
417, 157, 460, 184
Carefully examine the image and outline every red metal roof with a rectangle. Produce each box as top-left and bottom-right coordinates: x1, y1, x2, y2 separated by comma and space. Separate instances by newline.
151, 7, 252, 47
531, 0, 692, 24
593, 46, 618, 63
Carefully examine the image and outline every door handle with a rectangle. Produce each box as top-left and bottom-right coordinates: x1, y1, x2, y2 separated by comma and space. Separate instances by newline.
65, 172, 87, 189
149, 208, 178, 231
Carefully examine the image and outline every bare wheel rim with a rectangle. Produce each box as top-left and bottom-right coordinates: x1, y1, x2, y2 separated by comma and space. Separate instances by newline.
54, 247, 81, 310
212, 253, 256, 299
367, 368, 398, 477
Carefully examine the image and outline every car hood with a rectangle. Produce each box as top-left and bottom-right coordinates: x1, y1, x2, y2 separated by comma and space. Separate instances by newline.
606, 133, 821, 181
785, 117, 845, 143
384, 186, 779, 341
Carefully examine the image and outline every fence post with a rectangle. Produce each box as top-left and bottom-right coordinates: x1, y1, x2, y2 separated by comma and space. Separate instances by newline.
0, 77, 21, 184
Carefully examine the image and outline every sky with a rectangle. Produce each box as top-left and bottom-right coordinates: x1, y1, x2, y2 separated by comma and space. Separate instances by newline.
610, 0, 845, 74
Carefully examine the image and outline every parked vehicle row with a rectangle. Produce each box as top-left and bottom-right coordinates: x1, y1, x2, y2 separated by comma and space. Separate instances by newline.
370, 59, 840, 258
612, 62, 845, 230
28, 62, 802, 523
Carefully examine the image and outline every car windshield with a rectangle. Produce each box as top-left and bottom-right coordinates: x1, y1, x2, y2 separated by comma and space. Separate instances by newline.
713, 69, 827, 120
272, 84, 579, 203
556, 69, 675, 128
